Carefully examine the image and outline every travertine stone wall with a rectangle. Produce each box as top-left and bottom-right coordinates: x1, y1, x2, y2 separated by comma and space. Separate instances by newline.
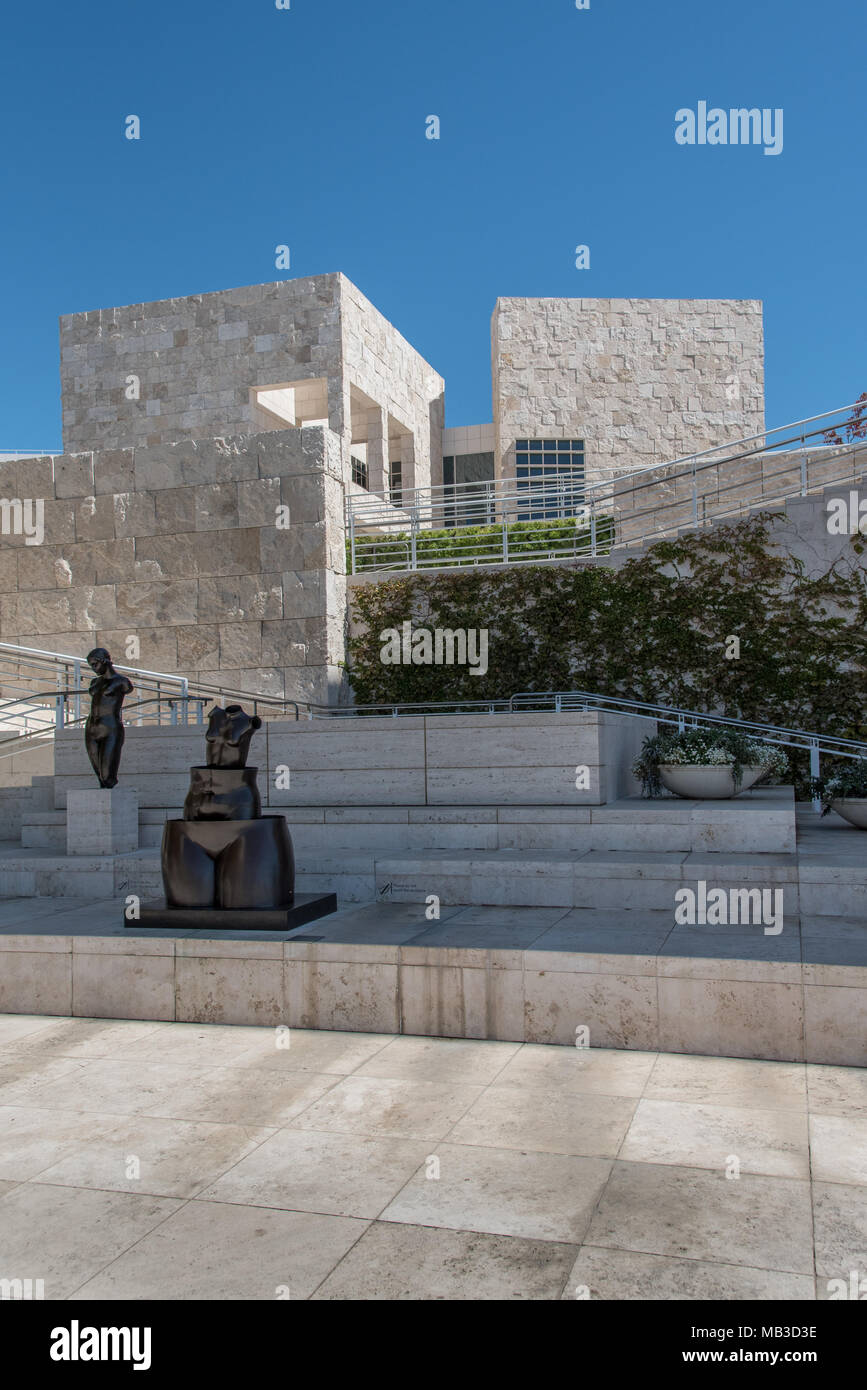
59, 273, 444, 491
52, 711, 646, 809
340, 279, 444, 493
492, 297, 765, 483
0, 427, 347, 703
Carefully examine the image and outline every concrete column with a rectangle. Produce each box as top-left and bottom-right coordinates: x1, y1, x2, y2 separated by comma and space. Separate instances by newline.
366, 406, 389, 495
401, 432, 417, 497
327, 374, 353, 482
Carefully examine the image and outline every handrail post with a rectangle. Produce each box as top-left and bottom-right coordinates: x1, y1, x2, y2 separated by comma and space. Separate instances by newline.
810, 739, 822, 814
590, 503, 597, 558
55, 686, 64, 731
410, 509, 419, 571
502, 516, 508, 564
72, 660, 81, 724
180, 678, 189, 726
348, 509, 356, 576
800, 435, 808, 496
691, 456, 698, 527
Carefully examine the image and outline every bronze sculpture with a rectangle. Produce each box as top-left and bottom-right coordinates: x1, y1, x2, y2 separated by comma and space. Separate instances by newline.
163, 703, 295, 910
84, 648, 134, 789
128, 700, 336, 930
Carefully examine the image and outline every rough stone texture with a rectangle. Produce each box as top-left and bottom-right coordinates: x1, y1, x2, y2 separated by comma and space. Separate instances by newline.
491, 297, 765, 486
1, 427, 347, 705
59, 274, 444, 493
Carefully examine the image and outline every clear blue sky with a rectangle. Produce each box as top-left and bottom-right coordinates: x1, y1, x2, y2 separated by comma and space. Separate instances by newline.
1, 0, 864, 448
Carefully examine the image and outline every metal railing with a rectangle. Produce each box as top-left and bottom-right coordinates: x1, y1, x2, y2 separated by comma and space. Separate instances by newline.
508, 689, 867, 812
0, 641, 306, 763
300, 689, 867, 813
346, 402, 867, 573
0, 450, 61, 461
0, 652, 861, 812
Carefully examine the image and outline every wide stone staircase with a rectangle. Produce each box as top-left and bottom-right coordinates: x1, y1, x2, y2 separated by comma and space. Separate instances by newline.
0, 780, 864, 924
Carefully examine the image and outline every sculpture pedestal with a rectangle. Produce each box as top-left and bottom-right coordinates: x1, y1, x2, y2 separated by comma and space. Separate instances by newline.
128, 892, 338, 932
67, 788, 139, 856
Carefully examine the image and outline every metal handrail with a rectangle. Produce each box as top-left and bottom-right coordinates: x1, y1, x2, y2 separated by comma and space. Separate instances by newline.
298, 689, 866, 813
0, 450, 61, 459
346, 400, 867, 573
349, 400, 867, 520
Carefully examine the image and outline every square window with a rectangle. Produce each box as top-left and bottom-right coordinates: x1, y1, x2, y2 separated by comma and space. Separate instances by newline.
529, 440, 543, 451
515, 440, 528, 451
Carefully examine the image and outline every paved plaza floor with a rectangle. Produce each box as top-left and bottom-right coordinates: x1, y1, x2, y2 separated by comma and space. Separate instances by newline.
1, 1011, 865, 1300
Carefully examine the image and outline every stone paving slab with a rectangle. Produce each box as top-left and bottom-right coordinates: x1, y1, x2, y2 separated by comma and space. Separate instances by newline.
0, 1014, 864, 1300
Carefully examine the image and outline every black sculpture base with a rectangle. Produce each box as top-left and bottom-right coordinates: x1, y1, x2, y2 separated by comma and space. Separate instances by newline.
162, 815, 294, 911
127, 892, 338, 932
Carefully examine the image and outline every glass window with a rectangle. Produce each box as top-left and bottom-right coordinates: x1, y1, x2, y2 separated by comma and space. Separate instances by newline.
510, 437, 586, 520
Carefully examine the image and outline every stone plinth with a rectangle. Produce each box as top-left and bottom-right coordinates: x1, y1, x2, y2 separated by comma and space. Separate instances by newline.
67, 788, 139, 856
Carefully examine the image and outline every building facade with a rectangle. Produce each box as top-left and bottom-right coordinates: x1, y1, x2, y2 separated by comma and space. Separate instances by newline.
0, 274, 769, 706
59, 273, 445, 501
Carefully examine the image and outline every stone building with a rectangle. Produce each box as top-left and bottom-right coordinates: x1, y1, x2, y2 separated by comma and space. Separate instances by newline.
0, 273, 769, 706
59, 273, 445, 501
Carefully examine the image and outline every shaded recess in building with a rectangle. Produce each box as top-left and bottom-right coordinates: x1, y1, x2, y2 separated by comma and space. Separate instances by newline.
443, 451, 495, 527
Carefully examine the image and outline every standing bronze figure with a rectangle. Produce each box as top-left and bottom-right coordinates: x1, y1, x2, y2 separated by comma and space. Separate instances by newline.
84, 648, 134, 789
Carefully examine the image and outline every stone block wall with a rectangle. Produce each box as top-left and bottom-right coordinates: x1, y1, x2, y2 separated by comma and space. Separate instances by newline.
52, 710, 646, 810
0, 427, 347, 703
60, 276, 344, 455
492, 297, 765, 484
339, 278, 444, 493
59, 273, 445, 494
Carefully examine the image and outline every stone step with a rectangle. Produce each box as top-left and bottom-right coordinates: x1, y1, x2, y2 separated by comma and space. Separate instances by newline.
127, 788, 797, 855
20, 813, 66, 850
373, 848, 808, 912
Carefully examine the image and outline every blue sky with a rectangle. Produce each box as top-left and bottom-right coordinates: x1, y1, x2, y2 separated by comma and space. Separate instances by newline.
1, 0, 864, 447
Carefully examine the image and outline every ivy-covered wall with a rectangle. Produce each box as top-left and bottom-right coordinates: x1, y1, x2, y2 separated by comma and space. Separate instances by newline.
347, 515, 867, 745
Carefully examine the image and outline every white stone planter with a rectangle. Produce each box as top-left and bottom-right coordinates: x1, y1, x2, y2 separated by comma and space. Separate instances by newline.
830, 798, 867, 830
658, 764, 767, 800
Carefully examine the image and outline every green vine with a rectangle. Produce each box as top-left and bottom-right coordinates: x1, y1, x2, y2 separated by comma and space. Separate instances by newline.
347, 514, 867, 792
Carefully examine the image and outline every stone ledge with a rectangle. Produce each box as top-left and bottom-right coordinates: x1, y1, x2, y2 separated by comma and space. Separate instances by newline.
0, 904, 863, 1064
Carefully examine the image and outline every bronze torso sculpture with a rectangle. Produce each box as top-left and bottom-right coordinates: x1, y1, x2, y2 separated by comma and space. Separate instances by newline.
163, 702, 295, 910
84, 648, 134, 789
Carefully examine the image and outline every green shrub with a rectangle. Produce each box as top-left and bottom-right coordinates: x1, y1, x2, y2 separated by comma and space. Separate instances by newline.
348, 515, 614, 571
811, 759, 867, 814
347, 514, 867, 793
632, 727, 791, 797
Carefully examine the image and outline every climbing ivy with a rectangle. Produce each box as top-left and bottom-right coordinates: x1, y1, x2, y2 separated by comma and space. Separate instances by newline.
347, 515, 867, 759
